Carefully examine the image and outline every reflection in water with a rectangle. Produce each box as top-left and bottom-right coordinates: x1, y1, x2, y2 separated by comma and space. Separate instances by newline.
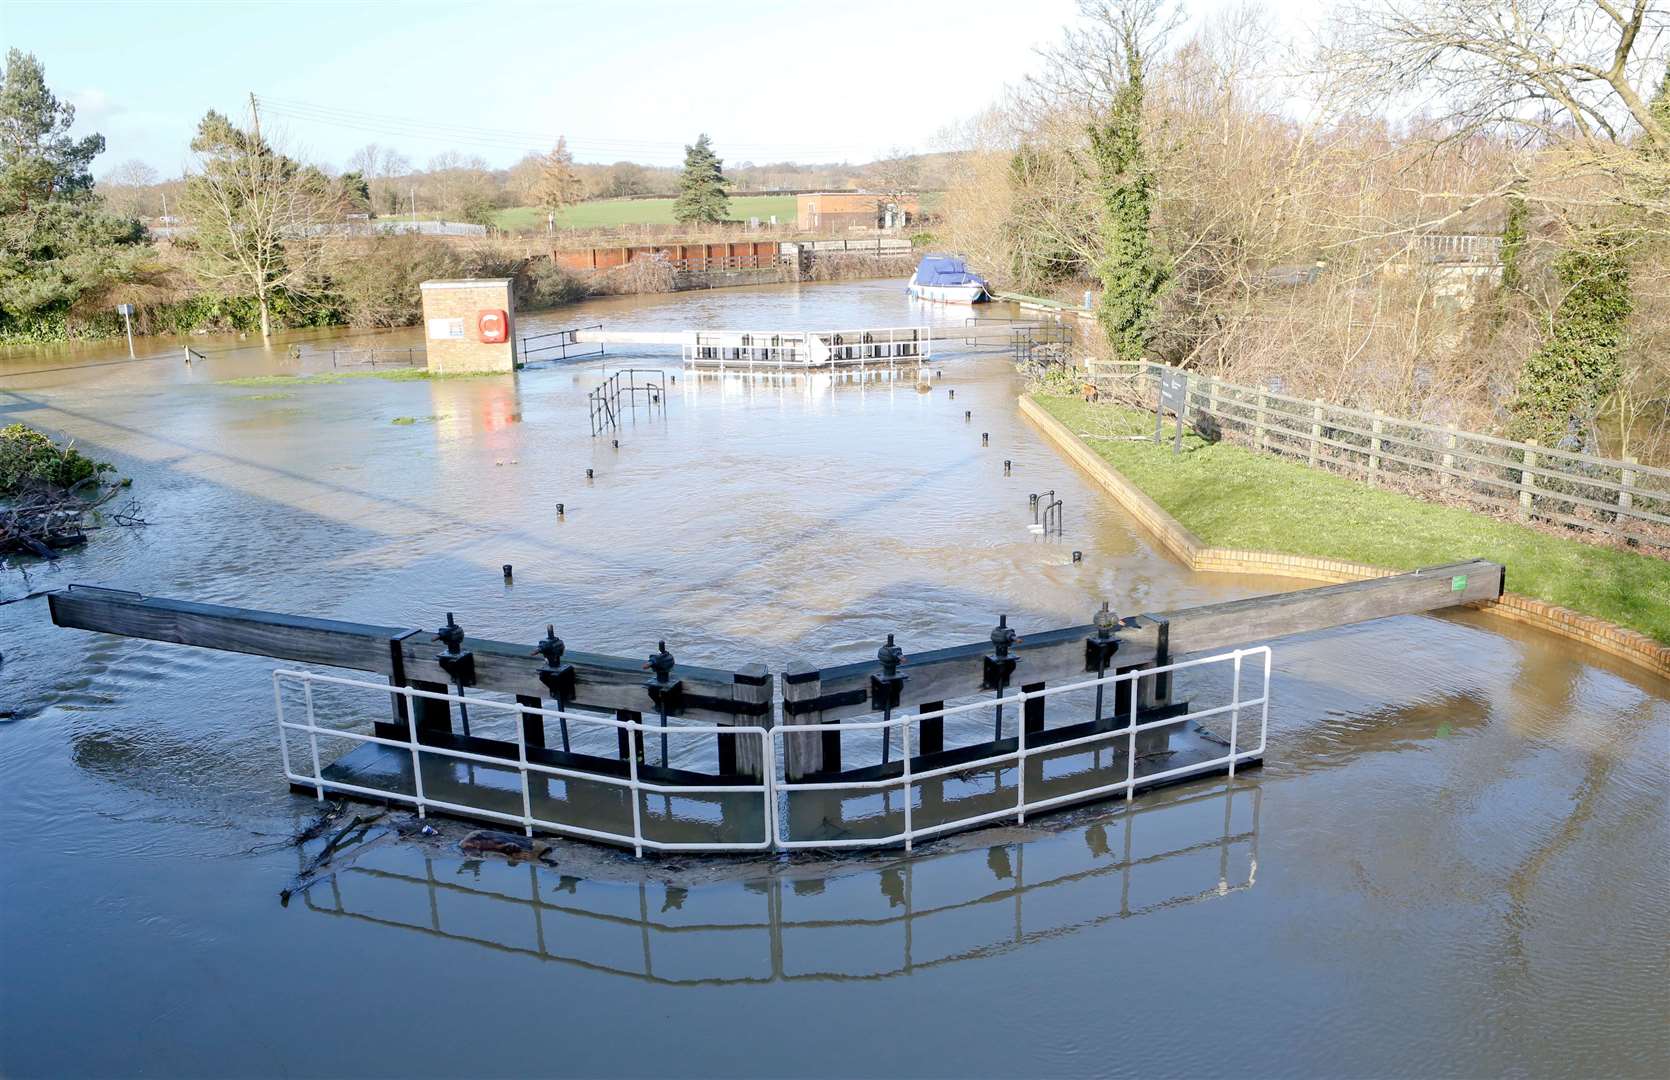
301, 782, 1259, 984
5, 280, 1666, 1077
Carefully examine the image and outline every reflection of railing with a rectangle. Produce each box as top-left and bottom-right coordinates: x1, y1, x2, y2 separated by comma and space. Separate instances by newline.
301, 780, 1260, 984
272, 647, 1268, 855
520, 324, 604, 365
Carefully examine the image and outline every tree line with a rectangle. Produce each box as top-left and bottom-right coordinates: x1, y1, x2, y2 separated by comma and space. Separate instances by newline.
0, 46, 941, 346
939, 0, 1669, 463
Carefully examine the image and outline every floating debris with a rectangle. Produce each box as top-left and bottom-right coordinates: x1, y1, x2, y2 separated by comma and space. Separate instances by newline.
459, 829, 554, 864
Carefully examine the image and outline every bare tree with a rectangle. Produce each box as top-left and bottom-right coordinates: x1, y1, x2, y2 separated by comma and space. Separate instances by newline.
533, 137, 584, 229
1324, 0, 1670, 230
867, 147, 922, 226
182, 110, 331, 342
100, 158, 159, 218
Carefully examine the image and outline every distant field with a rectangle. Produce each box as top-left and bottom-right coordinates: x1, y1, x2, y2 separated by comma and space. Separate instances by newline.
494, 195, 799, 233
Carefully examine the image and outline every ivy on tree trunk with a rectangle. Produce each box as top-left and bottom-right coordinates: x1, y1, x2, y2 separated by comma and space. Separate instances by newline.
1508, 238, 1632, 449
1088, 35, 1166, 363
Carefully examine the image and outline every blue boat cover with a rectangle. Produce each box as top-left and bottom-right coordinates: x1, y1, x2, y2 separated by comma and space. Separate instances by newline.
914, 255, 986, 287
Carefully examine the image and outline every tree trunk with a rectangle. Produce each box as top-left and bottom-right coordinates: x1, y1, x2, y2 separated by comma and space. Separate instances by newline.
258, 289, 272, 342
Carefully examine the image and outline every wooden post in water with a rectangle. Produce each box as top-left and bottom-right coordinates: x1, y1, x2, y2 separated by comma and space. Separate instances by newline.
717, 664, 772, 780
1520, 439, 1538, 517
781, 664, 824, 781
616, 709, 645, 763
918, 700, 944, 756
1022, 682, 1046, 736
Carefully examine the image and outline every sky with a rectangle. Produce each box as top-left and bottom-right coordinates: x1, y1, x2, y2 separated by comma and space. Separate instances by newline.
4, 0, 1315, 179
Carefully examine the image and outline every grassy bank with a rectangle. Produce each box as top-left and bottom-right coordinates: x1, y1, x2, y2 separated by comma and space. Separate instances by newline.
1032, 392, 1670, 645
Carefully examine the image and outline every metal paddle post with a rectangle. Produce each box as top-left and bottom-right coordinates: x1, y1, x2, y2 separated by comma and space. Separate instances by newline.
533, 625, 575, 752
870, 634, 907, 815
984, 615, 1020, 741
1085, 602, 1121, 770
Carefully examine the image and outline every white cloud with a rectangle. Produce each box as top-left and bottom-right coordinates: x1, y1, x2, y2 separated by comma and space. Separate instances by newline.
69, 87, 124, 126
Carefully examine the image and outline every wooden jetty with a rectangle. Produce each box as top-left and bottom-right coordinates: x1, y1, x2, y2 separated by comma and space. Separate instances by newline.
46, 559, 1502, 855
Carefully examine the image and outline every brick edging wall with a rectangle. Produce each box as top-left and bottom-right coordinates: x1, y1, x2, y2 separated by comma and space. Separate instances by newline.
1018, 394, 1670, 680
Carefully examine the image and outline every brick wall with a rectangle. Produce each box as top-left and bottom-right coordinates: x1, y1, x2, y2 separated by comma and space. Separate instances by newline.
418, 279, 515, 374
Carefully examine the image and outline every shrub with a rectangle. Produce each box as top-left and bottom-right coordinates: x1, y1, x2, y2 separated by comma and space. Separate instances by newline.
518, 259, 591, 309
0, 424, 114, 496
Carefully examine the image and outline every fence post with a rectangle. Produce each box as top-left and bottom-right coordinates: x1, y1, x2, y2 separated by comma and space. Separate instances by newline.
1520, 439, 1538, 516
1254, 387, 1268, 451
1207, 375, 1219, 421
1369, 418, 1384, 483
1308, 399, 1323, 468
1441, 425, 1457, 486
1620, 456, 1637, 514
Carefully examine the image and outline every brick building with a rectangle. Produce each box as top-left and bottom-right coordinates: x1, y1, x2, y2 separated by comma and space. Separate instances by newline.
795, 192, 919, 232
418, 279, 516, 374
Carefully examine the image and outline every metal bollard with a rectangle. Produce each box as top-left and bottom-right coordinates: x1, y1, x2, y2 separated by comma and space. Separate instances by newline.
555, 503, 565, 517
502, 564, 513, 580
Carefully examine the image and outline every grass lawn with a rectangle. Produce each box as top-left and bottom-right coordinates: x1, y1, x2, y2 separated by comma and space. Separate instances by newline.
494, 195, 799, 233
1033, 392, 1670, 645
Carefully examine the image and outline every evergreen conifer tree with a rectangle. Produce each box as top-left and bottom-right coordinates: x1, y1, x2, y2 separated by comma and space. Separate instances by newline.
673, 134, 729, 225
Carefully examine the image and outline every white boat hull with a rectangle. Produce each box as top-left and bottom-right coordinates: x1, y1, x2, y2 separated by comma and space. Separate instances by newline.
907, 278, 987, 304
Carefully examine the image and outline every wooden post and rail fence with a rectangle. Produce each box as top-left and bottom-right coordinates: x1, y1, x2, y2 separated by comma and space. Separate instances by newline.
1092, 360, 1670, 548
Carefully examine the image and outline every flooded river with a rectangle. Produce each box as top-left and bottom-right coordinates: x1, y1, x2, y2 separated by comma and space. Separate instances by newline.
2, 280, 1666, 1077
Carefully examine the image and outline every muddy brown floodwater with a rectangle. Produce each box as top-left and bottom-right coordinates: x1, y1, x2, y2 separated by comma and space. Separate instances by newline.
1, 280, 1666, 1078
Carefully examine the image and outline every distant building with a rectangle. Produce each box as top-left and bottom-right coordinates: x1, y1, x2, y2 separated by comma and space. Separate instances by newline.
796, 191, 919, 232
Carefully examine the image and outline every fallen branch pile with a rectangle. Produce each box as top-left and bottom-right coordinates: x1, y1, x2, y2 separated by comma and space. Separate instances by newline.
0, 481, 123, 557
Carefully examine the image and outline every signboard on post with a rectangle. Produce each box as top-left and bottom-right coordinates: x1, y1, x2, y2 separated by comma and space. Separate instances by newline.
114, 303, 136, 358
1154, 369, 1188, 455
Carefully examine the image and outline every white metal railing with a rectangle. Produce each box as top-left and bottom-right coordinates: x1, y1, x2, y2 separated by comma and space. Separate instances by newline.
272, 670, 773, 857
681, 326, 934, 372
811, 327, 933, 365
770, 646, 1270, 852
271, 645, 1270, 856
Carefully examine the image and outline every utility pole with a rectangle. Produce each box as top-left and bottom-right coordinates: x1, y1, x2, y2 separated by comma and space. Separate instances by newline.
249, 91, 261, 143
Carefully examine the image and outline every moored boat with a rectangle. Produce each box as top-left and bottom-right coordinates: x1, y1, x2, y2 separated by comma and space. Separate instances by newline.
907, 254, 988, 303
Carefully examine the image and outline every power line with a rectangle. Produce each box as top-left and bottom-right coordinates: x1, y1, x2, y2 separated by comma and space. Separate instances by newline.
253, 94, 881, 163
